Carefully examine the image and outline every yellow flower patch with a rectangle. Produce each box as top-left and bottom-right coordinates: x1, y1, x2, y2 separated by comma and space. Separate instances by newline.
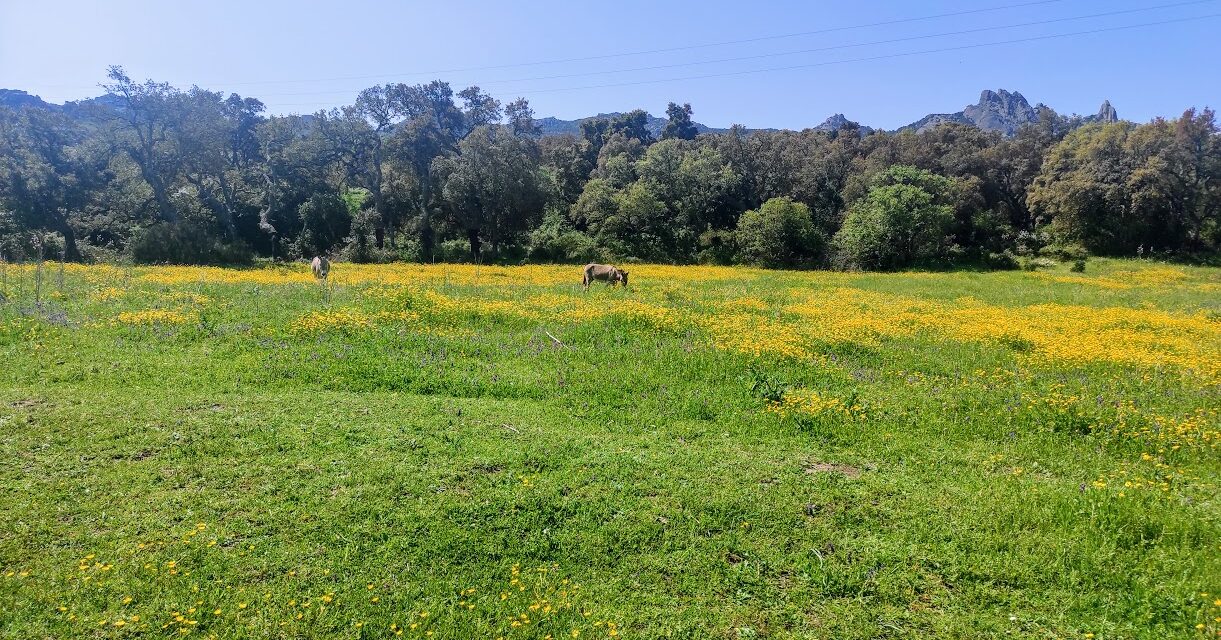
290, 309, 420, 334
766, 390, 864, 421
113, 309, 195, 326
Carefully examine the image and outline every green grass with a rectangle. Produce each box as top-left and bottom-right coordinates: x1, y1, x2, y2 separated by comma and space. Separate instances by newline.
0, 259, 1218, 639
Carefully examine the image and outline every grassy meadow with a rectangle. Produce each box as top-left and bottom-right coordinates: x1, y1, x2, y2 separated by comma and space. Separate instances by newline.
0, 258, 1218, 639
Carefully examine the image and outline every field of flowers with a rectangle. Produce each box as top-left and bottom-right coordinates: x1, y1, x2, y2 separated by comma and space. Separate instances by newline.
0, 258, 1218, 638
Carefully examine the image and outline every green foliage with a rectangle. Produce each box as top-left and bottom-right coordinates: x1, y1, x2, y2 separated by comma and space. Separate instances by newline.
1029, 110, 1220, 255
696, 228, 737, 265
128, 222, 253, 265
661, 102, 698, 141
735, 197, 825, 268
341, 210, 381, 264
1, 70, 1217, 267
526, 209, 603, 263
602, 182, 670, 261
294, 192, 352, 257
833, 166, 956, 270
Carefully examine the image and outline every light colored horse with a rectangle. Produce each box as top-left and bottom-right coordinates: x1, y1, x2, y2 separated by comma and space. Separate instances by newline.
311, 256, 331, 281
582, 263, 628, 290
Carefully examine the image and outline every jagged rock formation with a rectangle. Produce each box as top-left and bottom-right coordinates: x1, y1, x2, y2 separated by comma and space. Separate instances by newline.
812, 113, 874, 135
903, 89, 1039, 136
1094, 100, 1119, 123
0, 89, 52, 111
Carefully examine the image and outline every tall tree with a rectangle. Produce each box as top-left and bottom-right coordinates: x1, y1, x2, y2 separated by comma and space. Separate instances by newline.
388, 81, 468, 259
505, 98, 540, 138
100, 66, 185, 223
438, 125, 545, 260
174, 88, 266, 238
661, 102, 698, 141
354, 84, 408, 248
0, 107, 106, 260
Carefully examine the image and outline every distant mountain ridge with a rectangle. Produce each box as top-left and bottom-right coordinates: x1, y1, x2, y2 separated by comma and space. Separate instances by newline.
0, 89, 124, 117
535, 112, 737, 138
899, 89, 1118, 135
1, 87, 1119, 137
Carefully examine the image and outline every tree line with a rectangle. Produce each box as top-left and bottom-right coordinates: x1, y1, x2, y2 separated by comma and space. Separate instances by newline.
1, 66, 1217, 269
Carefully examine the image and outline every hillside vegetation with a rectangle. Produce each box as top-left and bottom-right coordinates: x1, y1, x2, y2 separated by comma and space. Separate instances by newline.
2, 70, 1217, 269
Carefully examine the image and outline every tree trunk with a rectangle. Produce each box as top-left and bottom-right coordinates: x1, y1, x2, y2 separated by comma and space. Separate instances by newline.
259, 170, 278, 236
373, 140, 385, 250
419, 180, 434, 262
489, 219, 500, 260
467, 228, 481, 262
58, 220, 81, 262
145, 168, 178, 223
133, 133, 178, 224
187, 173, 236, 238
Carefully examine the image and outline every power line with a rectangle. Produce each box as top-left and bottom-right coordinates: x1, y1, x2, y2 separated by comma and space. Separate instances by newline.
245, 0, 1218, 97
483, 13, 1219, 97
32, 0, 1074, 91
482, 13, 1220, 97
262, 12, 1216, 106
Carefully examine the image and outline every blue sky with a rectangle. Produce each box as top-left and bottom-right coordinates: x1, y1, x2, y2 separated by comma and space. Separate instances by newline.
1, 0, 1218, 129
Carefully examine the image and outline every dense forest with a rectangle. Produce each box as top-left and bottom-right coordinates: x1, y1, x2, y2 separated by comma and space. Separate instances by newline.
1, 67, 1217, 269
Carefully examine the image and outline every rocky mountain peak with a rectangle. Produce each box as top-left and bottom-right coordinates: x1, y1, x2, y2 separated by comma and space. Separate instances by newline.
961, 89, 1038, 135
1096, 100, 1119, 123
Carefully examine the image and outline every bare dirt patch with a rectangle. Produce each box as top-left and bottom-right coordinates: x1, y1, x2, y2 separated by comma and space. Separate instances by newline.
803, 462, 863, 478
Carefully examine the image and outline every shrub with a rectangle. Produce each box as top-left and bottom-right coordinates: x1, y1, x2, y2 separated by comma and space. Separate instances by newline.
528, 229, 603, 264
1071, 258, 1087, 273
434, 238, 479, 263
527, 209, 605, 264
1020, 256, 1058, 271
832, 166, 956, 271
128, 223, 253, 265
340, 210, 380, 264
735, 197, 825, 269
1042, 242, 1090, 261
294, 192, 352, 258
697, 228, 737, 265
984, 250, 1021, 270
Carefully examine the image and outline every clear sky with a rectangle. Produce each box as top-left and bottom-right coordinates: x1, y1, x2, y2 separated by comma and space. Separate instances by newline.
2, 0, 1218, 130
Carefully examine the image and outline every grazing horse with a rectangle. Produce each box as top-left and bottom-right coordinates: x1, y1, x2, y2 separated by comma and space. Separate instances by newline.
582, 263, 628, 291
311, 256, 331, 281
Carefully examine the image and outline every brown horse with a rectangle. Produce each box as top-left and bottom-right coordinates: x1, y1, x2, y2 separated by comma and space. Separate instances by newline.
582, 263, 628, 290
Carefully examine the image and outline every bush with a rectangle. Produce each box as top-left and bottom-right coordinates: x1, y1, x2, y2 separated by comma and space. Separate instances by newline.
832, 166, 956, 271
434, 238, 479, 263
1020, 256, 1058, 271
735, 197, 825, 269
1042, 242, 1090, 261
984, 250, 1021, 270
339, 210, 380, 264
1071, 258, 1087, 272
697, 228, 737, 265
128, 223, 253, 265
294, 192, 352, 258
528, 229, 603, 264
527, 209, 605, 264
